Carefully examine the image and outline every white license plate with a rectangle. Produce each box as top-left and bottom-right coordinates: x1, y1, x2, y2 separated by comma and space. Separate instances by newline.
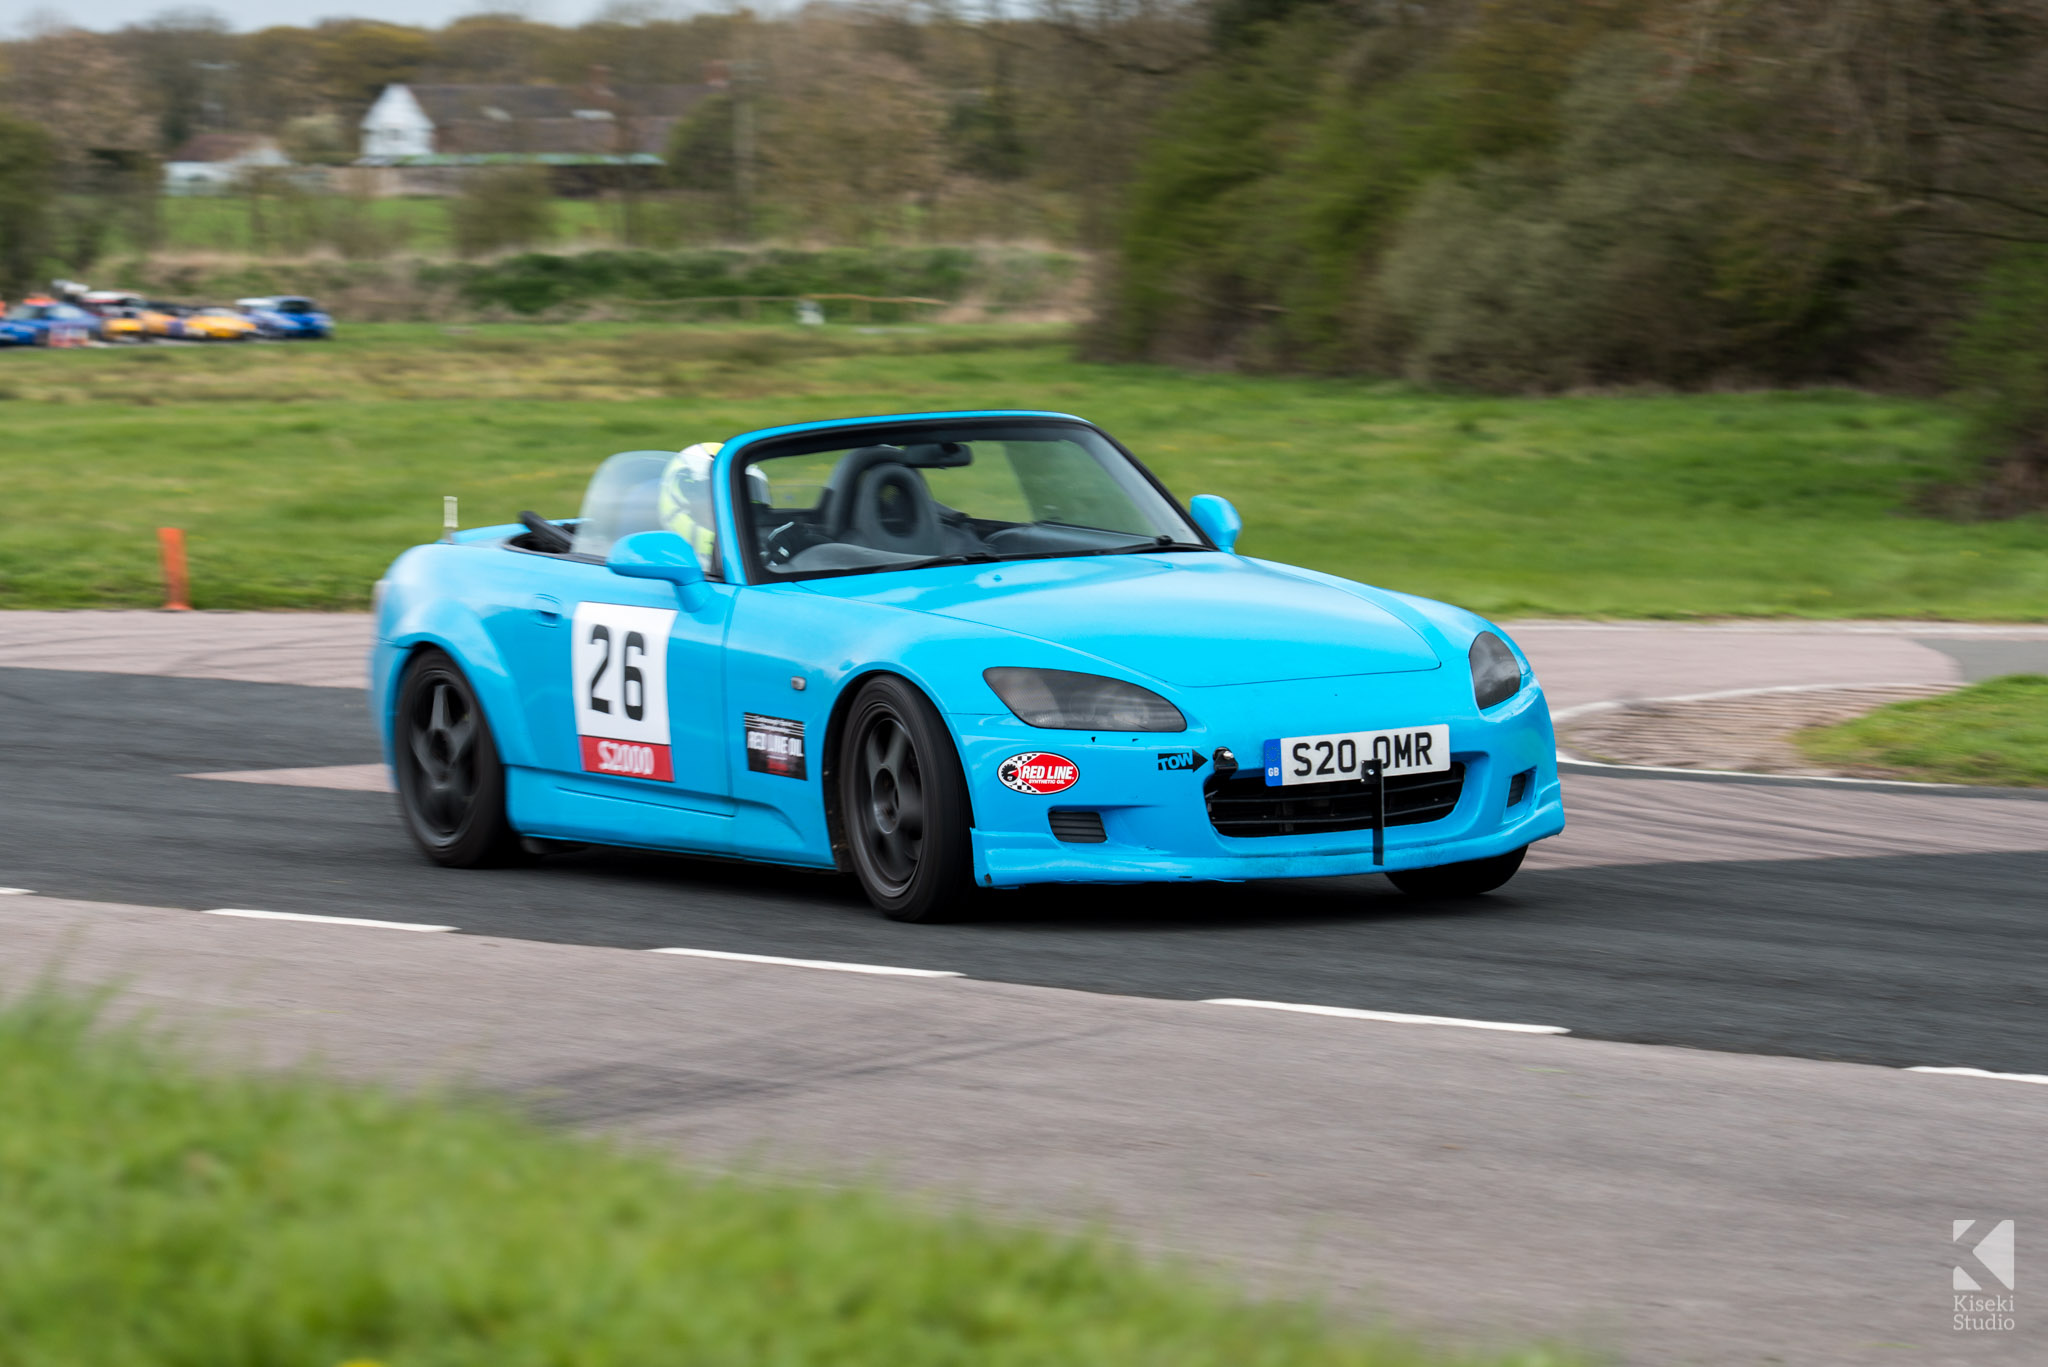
1262, 725, 1450, 786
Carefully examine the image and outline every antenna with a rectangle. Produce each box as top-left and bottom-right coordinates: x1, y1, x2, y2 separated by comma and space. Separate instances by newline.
442, 495, 458, 542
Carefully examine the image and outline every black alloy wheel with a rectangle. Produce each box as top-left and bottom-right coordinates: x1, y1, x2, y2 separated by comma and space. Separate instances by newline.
394, 649, 522, 866
839, 676, 974, 921
1385, 844, 1527, 898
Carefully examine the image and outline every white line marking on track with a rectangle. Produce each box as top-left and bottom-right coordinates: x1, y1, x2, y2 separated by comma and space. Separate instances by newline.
0, 888, 32, 895
1547, 682, 1959, 724
1906, 1066, 2048, 1086
648, 947, 962, 977
1204, 998, 1570, 1034
1553, 753, 2009, 791
203, 908, 456, 933
185, 764, 393, 792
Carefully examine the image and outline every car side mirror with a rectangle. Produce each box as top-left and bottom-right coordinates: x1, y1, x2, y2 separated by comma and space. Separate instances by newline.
1187, 494, 1242, 554
607, 530, 710, 609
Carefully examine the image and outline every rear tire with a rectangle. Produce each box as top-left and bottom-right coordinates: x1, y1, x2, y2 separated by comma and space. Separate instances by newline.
1386, 845, 1526, 898
393, 649, 524, 867
838, 676, 975, 922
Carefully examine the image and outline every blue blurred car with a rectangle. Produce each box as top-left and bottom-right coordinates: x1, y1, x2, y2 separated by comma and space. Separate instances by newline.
371, 411, 1564, 920
237, 295, 333, 339
2, 301, 98, 346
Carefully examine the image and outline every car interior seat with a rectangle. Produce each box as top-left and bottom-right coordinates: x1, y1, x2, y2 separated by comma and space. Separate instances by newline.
820, 446, 943, 557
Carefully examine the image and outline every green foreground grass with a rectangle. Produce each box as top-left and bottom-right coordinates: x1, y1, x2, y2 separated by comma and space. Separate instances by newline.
1794, 675, 2048, 785
3, 322, 2045, 615
0, 990, 1567, 1367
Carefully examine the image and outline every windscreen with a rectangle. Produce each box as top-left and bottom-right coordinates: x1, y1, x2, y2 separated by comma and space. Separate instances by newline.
569, 447, 723, 575
570, 451, 674, 560
740, 422, 1200, 579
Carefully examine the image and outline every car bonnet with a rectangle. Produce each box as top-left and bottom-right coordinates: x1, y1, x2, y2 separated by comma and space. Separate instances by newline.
795, 553, 1441, 687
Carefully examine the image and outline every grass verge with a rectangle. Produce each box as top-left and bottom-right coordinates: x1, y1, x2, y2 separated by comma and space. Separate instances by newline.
1793, 675, 2048, 786
0, 987, 1567, 1367
3, 322, 2045, 615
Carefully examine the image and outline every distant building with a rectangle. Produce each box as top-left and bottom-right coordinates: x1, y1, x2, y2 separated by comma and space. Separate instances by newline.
163, 134, 292, 194
357, 78, 711, 168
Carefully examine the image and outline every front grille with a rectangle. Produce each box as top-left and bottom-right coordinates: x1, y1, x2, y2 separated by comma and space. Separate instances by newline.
1049, 808, 1106, 843
1204, 763, 1465, 839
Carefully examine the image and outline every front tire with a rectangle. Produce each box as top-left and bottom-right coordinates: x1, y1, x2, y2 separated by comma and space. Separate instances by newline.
393, 649, 523, 867
1386, 845, 1527, 898
838, 676, 975, 922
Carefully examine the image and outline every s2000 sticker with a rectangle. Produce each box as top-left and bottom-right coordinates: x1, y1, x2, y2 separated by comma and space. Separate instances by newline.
572, 602, 678, 781
583, 738, 670, 780
745, 713, 807, 779
997, 752, 1078, 795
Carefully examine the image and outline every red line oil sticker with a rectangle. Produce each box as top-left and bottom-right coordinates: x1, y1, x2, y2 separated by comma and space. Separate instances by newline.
997, 752, 1078, 795
745, 713, 807, 779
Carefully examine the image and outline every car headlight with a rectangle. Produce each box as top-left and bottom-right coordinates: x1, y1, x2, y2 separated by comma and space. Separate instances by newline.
1469, 631, 1523, 710
983, 667, 1185, 732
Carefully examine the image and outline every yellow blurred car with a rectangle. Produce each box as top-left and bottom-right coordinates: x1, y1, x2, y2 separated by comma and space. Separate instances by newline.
180, 306, 260, 341
80, 291, 150, 343
99, 310, 149, 343
139, 303, 192, 339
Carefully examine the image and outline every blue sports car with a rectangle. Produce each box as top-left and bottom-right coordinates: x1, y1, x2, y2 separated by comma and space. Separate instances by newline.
371, 411, 1564, 920
2, 301, 97, 346
236, 296, 334, 339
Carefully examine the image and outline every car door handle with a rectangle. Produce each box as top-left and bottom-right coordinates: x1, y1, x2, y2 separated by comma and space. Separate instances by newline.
533, 595, 563, 626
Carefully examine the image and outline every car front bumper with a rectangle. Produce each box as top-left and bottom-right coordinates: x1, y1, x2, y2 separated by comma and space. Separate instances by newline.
953, 674, 1564, 889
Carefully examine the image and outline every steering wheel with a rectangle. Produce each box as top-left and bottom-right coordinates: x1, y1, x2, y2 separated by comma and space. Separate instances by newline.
762, 518, 829, 566
518, 510, 574, 553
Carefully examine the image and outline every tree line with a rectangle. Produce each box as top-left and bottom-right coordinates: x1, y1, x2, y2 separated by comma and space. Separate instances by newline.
4, 1, 2048, 505
0, 4, 1195, 264
1095, 0, 2048, 509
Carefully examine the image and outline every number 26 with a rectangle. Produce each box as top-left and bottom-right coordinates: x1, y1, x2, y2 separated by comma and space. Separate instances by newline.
586, 626, 648, 721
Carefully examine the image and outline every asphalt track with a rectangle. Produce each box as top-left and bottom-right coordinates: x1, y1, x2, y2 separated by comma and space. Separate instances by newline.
7, 634, 2048, 1365
5, 663, 2045, 1076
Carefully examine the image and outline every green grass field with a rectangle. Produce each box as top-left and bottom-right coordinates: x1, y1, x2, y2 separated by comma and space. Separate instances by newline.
1794, 675, 2048, 785
152, 195, 628, 256
3, 322, 2045, 614
0, 988, 1567, 1367
146, 195, 1081, 258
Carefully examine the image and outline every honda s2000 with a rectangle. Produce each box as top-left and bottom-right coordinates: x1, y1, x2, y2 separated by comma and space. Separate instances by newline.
371, 411, 1563, 920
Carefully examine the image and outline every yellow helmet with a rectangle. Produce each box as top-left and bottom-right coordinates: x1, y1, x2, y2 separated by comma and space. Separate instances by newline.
658, 443, 722, 565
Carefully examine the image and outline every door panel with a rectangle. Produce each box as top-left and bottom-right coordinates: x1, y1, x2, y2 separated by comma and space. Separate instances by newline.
491, 556, 734, 846
719, 583, 846, 866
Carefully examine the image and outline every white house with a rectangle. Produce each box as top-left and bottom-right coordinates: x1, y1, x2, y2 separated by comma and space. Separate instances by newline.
359, 85, 435, 159
357, 81, 710, 164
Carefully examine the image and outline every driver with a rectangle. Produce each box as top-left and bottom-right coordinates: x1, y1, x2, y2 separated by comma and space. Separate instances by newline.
658, 443, 722, 567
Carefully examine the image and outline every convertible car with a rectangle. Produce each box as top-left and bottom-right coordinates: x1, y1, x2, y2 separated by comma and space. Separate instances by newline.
371, 411, 1563, 920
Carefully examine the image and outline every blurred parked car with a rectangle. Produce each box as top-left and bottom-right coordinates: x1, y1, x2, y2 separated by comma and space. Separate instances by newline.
180, 306, 260, 341
102, 310, 151, 343
140, 303, 192, 339
236, 296, 334, 339
3, 301, 99, 346
81, 292, 151, 343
